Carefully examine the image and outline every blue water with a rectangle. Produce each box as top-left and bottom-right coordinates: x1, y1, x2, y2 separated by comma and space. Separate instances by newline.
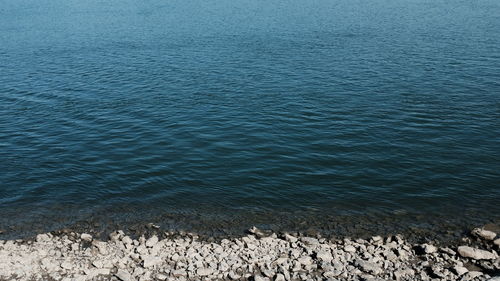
1, 0, 500, 235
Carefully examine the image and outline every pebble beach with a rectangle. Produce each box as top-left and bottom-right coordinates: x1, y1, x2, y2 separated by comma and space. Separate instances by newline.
1, 226, 499, 281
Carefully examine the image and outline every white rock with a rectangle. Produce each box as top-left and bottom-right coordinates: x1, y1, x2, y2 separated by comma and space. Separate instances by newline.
422, 244, 437, 254
254, 275, 269, 281
355, 259, 382, 275
80, 233, 92, 242
60, 261, 72, 270
316, 250, 333, 262
284, 234, 298, 243
297, 256, 313, 266
472, 228, 497, 241
36, 234, 51, 242
344, 245, 356, 253
122, 236, 133, 245
457, 246, 498, 260
494, 238, 500, 247
454, 265, 468, 276
145, 235, 159, 247
156, 273, 168, 280
142, 256, 161, 268
197, 267, 213, 276
300, 237, 319, 245
115, 269, 133, 281
275, 273, 286, 281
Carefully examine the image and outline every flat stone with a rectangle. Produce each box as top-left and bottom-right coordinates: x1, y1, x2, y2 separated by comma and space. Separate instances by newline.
457, 246, 498, 260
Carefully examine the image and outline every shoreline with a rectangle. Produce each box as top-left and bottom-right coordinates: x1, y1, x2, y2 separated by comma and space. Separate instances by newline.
1, 226, 499, 281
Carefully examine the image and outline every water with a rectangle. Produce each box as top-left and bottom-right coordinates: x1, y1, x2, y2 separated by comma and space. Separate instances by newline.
1, 0, 500, 238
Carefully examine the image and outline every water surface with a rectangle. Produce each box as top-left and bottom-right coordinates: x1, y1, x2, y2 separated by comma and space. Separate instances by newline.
1, 0, 500, 237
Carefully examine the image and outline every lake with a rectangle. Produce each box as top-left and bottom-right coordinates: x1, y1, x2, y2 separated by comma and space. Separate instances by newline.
1, 0, 499, 238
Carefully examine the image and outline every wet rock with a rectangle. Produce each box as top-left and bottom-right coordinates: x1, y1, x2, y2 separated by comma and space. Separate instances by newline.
472, 228, 497, 241
458, 246, 498, 260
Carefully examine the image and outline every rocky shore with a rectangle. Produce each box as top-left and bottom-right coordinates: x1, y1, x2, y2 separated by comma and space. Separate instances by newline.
1, 226, 499, 281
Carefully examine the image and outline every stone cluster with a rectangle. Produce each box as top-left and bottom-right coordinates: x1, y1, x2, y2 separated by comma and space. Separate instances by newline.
0, 227, 499, 281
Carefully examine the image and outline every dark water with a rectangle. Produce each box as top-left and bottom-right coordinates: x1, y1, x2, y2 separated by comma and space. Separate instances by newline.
1, 0, 500, 238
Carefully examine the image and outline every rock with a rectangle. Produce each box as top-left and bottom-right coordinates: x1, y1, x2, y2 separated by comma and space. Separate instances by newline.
109, 230, 124, 241
145, 235, 159, 247
60, 261, 72, 270
454, 265, 468, 276
494, 238, 500, 247
228, 271, 241, 280
156, 273, 168, 280
297, 256, 313, 266
300, 237, 319, 245
421, 243, 438, 254
472, 228, 497, 241
116, 269, 134, 281
248, 226, 267, 238
197, 268, 213, 276
283, 233, 298, 243
80, 233, 93, 242
142, 256, 161, 268
355, 259, 382, 275
172, 269, 187, 277
36, 233, 51, 242
122, 236, 133, 245
275, 273, 286, 281
344, 245, 356, 253
467, 271, 483, 279
254, 275, 269, 281
457, 246, 498, 260
316, 250, 333, 262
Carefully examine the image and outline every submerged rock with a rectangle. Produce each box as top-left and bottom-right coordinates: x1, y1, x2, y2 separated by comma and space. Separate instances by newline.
472, 228, 497, 241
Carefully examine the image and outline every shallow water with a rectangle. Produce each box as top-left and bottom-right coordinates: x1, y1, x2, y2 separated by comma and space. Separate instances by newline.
1, 0, 500, 237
